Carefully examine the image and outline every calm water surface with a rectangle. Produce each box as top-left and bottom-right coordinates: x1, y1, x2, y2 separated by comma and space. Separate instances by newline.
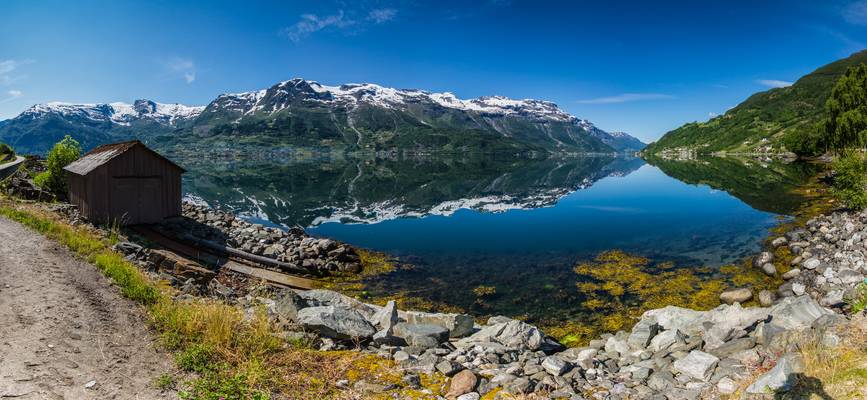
176, 152, 817, 320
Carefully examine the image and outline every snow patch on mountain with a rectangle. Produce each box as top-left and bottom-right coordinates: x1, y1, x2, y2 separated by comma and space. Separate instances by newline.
218, 78, 579, 122
22, 100, 204, 126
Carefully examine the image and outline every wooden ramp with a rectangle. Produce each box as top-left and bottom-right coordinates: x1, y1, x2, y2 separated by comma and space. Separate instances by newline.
131, 226, 316, 290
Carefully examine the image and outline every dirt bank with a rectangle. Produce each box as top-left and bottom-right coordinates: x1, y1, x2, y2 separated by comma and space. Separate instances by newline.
0, 216, 175, 399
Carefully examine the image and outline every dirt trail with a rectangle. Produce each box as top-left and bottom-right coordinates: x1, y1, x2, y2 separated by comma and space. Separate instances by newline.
0, 216, 176, 399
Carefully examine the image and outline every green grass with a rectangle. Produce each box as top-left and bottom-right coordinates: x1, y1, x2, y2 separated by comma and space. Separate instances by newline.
849, 282, 867, 313
0, 201, 432, 399
645, 50, 867, 154
153, 373, 176, 391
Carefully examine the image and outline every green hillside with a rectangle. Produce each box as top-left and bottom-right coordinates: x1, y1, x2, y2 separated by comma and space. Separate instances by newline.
644, 50, 867, 154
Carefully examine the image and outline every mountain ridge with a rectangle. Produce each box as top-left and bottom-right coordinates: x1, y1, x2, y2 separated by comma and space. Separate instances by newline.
0, 78, 645, 154
644, 50, 867, 155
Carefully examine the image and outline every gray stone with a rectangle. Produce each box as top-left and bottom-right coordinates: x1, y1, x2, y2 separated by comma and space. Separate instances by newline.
838, 268, 864, 284
771, 237, 788, 248
730, 348, 762, 367
719, 288, 752, 304
754, 252, 774, 268
761, 263, 777, 276
769, 296, 834, 330
373, 329, 406, 346
371, 300, 398, 332
746, 353, 804, 394
781, 268, 801, 280
672, 350, 719, 382
297, 289, 378, 320
759, 290, 775, 306
456, 319, 545, 351
646, 370, 675, 391
627, 320, 660, 349
792, 282, 806, 296
402, 310, 475, 338
604, 335, 630, 356
393, 323, 449, 348
802, 258, 821, 270
455, 393, 480, 400
541, 356, 570, 376
296, 306, 376, 340
648, 329, 683, 352
707, 337, 756, 358
436, 360, 464, 377
393, 350, 410, 363
574, 348, 598, 369
272, 289, 308, 323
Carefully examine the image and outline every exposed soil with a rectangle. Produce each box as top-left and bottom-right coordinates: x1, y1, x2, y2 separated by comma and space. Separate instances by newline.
0, 216, 176, 399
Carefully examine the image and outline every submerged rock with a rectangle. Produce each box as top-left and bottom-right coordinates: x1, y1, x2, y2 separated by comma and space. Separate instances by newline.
719, 288, 752, 304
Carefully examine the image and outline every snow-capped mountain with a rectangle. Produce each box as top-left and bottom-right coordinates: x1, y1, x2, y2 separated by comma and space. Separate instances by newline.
20, 100, 204, 126
210, 79, 576, 122
0, 78, 644, 155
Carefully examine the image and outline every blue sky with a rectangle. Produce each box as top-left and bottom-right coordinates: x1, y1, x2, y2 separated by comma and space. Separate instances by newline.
2, 0, 867, 142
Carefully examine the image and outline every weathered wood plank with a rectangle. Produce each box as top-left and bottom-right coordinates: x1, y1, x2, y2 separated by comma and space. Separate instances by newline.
224, 261, 315, 290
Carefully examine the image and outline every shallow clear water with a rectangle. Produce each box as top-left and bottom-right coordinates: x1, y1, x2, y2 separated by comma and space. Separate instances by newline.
177, 152, 818, 320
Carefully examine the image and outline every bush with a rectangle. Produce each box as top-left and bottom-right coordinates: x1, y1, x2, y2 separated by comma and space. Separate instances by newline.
34, 135, 81, 194
831, 152, 867, 210
783, 124, 826, 157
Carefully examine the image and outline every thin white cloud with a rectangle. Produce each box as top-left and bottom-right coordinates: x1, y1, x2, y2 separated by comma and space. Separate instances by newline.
161, 57, 196, 83
0, 59, 33, 86
709, 111, 719, 118
843, 0, 867, 25
284, 6, 401, 42
577, 93, 675, 105
756, 79, 792, 88
0, 89, 23, 104
284, 10, 355, 42
368, 8, 397, 24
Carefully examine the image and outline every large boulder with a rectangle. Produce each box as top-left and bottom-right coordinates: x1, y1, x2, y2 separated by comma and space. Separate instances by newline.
297, 289, 379, 320
768, 296, 834, 330
272, 289, 308, 323
456, 319, 546, 351
393, 323, 449, 348
296, 306, 376, 340
400, 310, 475, 338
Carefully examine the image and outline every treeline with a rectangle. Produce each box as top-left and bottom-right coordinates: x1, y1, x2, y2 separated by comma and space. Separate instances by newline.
785, 63, 867, 208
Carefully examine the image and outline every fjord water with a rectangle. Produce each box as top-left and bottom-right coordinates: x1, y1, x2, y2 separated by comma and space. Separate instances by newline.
179, 153, 817, 320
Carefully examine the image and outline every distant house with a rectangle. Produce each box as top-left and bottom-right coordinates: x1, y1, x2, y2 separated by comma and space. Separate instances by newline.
63, 140, 184, 225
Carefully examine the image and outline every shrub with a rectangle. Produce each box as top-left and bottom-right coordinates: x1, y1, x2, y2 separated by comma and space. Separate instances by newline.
831, 152, 867, 210
34, 135, 81, 194
783, 124, 826, 157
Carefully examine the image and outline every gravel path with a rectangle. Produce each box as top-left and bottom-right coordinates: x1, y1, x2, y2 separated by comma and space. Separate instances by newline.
0, 216, 176, 399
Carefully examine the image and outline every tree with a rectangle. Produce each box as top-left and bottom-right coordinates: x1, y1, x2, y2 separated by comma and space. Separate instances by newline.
783, 122, 825, 157
824, 63, 867, 154
34, 135, 81, 194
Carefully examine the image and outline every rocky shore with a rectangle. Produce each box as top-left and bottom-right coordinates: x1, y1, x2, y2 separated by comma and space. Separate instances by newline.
107, 203, 867, 399
168, 202, 363, 275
